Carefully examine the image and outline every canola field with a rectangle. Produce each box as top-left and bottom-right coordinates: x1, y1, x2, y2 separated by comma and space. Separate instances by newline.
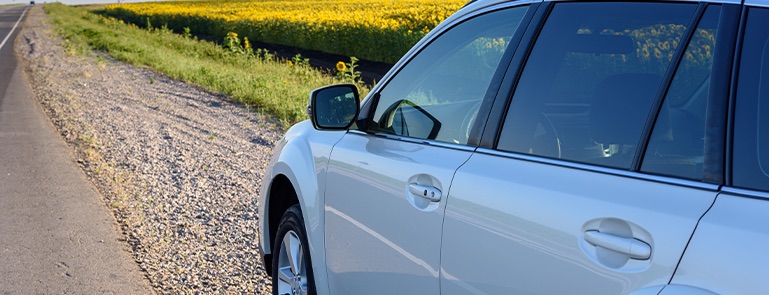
103, 0, 466, 64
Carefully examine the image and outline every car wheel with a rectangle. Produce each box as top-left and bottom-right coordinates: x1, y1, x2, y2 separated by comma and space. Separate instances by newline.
272, 204, 315, 295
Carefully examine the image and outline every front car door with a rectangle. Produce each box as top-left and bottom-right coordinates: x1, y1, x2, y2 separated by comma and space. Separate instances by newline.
441, 2, 736, 294
323, 3, 534, 294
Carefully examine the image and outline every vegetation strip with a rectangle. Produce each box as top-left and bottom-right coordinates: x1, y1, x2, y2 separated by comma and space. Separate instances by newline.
45, 3, 368, 126
101, 0, 465, 64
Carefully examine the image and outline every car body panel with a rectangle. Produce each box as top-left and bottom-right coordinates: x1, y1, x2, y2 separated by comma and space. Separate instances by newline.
670, 192, 769, 295
258, 121, 346, 295
745, 0, 769, 7
440, 150, 717, 294
628, 286, 668, 295
324, 131, 474, 294
658, 285, 719, 295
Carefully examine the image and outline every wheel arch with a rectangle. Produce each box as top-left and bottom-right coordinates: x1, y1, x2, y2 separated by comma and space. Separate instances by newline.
258, 121, 345, 295
263, 173, 300, 276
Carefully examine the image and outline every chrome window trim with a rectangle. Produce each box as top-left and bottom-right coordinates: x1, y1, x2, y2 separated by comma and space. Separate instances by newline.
476, 147, 721, 191
361, 0, 541, 104
746, 0, 769, 8
721, 187, 769, 200
346, 130, 479, 153
543, 0, 741, 5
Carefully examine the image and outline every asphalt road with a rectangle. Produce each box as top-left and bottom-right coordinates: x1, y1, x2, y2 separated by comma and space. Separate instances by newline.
0, 6, 152, 293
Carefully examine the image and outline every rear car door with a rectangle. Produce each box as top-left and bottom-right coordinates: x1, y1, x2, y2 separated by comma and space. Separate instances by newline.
440, 2, 735, 294
669, 3, 769, 293
323, 3, 534, 294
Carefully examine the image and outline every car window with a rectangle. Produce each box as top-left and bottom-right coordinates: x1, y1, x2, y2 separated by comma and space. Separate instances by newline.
641, 6, 721, 180
497, 2, 697, 169
369, 6, 529, 145
732, 7, 769, 191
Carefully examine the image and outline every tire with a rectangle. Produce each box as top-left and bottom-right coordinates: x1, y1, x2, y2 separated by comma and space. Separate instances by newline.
272, 204, 315, 295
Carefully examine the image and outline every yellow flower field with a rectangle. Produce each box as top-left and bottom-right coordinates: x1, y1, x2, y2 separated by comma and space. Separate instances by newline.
104, 0, 466, 63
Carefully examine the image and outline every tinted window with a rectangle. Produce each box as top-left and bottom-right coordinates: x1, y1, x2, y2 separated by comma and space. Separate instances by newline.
497, 2, 697, 169
370, 7, 528, 145
733, 7, 769, 191
641, 6, 721, 180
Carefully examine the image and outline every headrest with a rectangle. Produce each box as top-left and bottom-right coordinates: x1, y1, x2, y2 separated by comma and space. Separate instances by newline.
589, 73, 662, 145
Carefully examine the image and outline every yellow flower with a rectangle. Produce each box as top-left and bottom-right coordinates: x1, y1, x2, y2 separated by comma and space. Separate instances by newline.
336, 61, 346, 72
105, 0, 467, 64
287, 61, 293, 67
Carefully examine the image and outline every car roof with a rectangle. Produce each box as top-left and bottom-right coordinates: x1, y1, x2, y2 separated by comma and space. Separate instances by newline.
453, 0, 769, 26
746, 0, 769, 7
462, 0, 750, 11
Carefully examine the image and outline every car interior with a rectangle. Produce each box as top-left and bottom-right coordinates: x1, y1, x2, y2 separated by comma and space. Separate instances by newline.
498, 4, 714, 181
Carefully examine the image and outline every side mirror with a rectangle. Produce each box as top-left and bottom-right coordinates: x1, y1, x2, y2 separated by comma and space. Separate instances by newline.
308, 84, 360, 130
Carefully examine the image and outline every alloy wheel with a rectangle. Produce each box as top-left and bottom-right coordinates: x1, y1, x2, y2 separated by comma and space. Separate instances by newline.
276, 230, 307, 295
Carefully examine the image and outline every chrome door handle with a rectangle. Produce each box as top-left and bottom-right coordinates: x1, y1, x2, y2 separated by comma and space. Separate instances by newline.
408, 183, 442, 202
584, 230, 651, 260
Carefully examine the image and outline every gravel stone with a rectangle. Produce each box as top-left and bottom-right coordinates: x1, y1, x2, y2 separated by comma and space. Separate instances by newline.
16, 7, 279, 294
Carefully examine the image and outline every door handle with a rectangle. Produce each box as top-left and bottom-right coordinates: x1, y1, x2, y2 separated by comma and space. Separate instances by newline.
408, 183, 442, 202
584, 230, 651, 260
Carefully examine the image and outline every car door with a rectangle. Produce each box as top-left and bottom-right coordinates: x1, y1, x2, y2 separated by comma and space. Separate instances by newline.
668, 4, 769, 293
440, 2, 734, 294
323, 3, 534, 294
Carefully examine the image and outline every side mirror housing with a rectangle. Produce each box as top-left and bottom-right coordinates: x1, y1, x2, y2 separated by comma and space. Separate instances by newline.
308, 84, 360, 130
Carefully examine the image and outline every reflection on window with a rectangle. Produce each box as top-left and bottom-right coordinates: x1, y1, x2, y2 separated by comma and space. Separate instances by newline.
733, 7, 769, 191
641, 6, 720, 180
497, 2, 697, 169
370, 7, 528, 145
758, 38, 769, 176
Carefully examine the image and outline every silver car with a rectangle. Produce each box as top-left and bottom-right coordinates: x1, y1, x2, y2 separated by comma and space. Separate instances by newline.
258, 0, 769, 294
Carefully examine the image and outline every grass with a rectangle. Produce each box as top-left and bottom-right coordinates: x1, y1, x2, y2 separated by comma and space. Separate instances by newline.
100, 0, 464, 64
44, 3, 369, 126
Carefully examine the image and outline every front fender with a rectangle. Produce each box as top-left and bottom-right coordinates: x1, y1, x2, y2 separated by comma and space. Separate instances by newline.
258, 120, 346, 295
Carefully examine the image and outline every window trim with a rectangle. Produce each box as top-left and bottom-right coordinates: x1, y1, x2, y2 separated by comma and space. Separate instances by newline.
480, 1, 554, 149
467, 3, 543, 146
745, 0, 769, 8
721, 186, 769, 201
475, 147, 722, 191
700, 4, 742, 184
545, 0, 742, 3
632, 3, 709, 172
639, 4, 741, 183
725, 5, 750, 188
347, 129, 479, 153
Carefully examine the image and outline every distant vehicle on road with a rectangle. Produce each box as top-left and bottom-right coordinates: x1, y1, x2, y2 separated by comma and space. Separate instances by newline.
258, 0, 769, 294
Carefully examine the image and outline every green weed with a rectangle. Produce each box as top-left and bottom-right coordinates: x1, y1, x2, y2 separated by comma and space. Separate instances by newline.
44, 3, 369, 126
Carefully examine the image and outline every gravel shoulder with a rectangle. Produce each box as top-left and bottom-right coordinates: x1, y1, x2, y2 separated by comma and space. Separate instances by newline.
16, 7, 279, 294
